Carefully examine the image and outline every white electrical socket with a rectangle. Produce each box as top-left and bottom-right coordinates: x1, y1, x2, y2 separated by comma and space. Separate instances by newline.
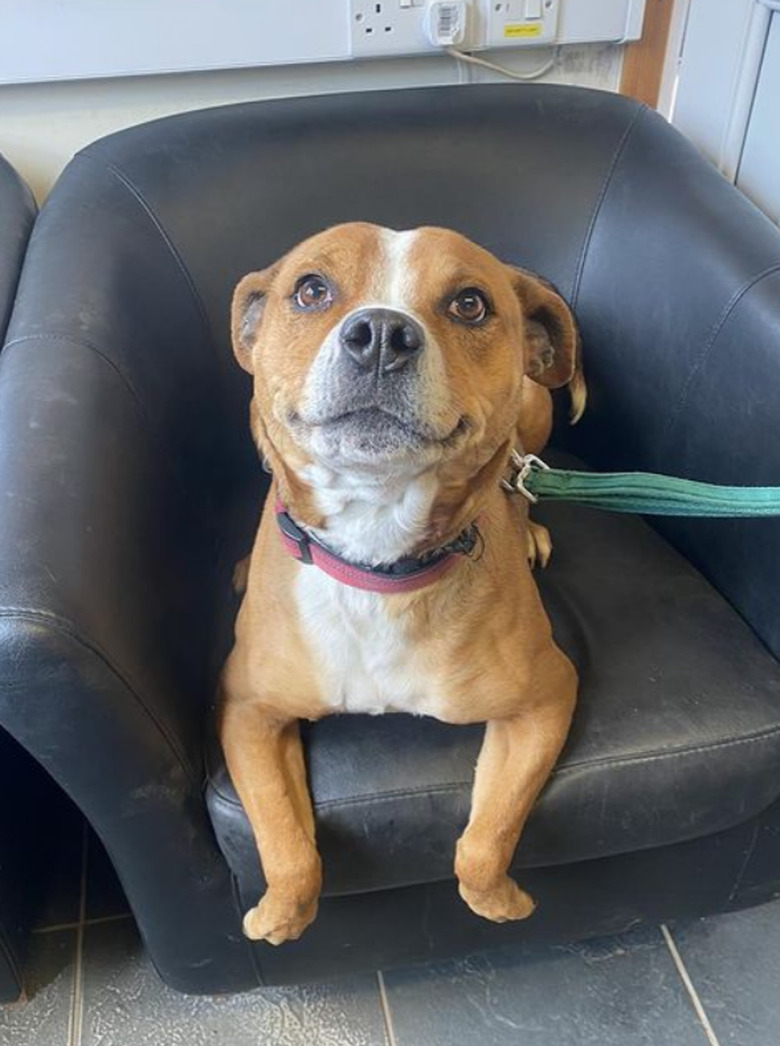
349, 0, 430, 58
484, 0, 559, 49
348, 0, 560, 59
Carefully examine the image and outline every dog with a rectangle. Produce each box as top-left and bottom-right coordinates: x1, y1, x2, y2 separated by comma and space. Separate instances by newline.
219, 222, 584, 945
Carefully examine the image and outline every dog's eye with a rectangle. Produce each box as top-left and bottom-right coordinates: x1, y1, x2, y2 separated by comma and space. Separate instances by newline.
293, 274, 332, 310
448, 288, 489, 325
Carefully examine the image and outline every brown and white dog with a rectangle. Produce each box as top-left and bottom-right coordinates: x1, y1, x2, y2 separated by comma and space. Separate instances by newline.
219, 222, 584, 945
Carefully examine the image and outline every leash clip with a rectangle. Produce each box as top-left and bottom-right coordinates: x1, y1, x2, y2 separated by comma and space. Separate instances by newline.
501, 451, 550, 503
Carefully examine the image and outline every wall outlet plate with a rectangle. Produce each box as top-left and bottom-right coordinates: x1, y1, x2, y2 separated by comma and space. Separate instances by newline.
349, 0, 430, 57
348, 0, 637, 60
485, 0, 559, 48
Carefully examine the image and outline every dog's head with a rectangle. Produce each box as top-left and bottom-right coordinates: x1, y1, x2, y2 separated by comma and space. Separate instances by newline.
232, 223, 578, 522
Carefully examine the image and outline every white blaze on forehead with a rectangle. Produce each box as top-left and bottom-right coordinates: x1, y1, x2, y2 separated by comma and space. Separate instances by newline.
380, 227, 421, 313
297, 223, 457, 524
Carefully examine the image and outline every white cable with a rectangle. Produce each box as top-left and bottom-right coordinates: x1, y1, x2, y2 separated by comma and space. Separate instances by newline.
455, 46, 471, 83
447, 45, 559, 82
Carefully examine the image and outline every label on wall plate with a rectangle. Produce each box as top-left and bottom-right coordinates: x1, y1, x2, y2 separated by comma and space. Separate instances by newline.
504, 23, 542, 38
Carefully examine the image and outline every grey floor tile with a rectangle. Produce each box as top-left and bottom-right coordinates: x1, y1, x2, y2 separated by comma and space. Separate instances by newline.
0, 929, 76, 1046
670, 900, 780, 1046
81, 918, 388, 1046
85, 831, 129, 921
383, 927, 711, 1046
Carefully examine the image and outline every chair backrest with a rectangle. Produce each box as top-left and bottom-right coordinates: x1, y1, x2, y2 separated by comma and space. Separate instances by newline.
6, 85, 643, 484
9, 84, 780, 655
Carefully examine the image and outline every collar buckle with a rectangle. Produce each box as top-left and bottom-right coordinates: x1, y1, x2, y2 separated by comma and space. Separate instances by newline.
276, 509, 314, 565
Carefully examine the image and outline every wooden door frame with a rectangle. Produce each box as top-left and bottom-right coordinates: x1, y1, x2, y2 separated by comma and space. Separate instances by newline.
620, 0, 677, 107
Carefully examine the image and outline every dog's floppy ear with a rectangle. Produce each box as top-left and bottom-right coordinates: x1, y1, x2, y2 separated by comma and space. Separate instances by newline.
507, 266, 579, 389
231, 266, 277, 374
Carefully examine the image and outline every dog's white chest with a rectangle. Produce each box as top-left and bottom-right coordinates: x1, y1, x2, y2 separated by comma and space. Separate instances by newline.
295, 569, 436, 716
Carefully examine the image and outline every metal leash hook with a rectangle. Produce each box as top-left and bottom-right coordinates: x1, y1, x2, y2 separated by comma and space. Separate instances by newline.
501, 451, 550, 503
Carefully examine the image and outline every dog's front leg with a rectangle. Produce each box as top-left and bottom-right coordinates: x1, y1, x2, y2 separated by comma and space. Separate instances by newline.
455, 646, 576, 922
220, 699, 321, 945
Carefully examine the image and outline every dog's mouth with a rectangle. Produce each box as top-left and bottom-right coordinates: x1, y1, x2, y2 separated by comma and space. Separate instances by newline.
288, 406, 468, 463
318, 408, 466, 444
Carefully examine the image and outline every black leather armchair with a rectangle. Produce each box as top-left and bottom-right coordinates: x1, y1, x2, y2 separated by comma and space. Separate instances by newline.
2, 85, 780, 995
0, 151, 40, 1003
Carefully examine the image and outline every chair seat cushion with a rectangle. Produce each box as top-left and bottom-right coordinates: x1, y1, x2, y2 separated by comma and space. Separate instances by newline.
207, 468, 780, 899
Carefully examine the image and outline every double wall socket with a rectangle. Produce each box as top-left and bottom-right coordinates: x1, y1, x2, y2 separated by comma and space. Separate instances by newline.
349, 0, 558, 58
349, 1, 454, 58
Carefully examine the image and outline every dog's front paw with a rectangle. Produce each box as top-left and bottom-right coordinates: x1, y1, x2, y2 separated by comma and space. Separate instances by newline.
526, 521, 552, 569
242, 889, 319, 945
458, 875, 536, 923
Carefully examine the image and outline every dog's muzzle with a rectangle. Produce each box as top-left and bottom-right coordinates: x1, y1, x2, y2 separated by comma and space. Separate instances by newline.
292, 305, 455, 465
340, 308, 425, 374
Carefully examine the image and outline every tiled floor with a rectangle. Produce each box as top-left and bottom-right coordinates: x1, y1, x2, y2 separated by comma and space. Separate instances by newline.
3, 822, 780, 1046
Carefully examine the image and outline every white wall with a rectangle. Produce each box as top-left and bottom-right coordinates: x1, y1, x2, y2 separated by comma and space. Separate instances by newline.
671, 0, 758, 175
738, 15, 780, 226
0, 45, 622, 202
668, 0, 780, 226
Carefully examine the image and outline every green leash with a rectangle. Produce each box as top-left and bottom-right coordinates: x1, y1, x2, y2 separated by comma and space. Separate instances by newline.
505, 453, 780, 518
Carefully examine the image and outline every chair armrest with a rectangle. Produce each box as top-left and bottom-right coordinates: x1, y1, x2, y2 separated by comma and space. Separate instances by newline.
0, 150, 256, 991
568, 107, 780, 659
0, 149, 249, 766
0, 338, 254, 991
0, 336, 209, 771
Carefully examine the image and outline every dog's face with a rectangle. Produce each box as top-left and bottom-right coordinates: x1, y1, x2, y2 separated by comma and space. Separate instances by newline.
232, 222, 577, 479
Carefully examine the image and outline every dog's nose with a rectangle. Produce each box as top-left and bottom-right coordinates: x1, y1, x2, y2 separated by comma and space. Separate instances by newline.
340, 308, 424, 373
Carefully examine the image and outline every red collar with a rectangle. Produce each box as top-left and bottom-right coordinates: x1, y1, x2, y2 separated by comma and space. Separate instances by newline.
274, 498, 479, 594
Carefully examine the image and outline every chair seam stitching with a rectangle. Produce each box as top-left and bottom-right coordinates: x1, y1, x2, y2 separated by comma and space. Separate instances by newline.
2, 332, 146, 414
1, 331, 212, 523
570, 103, 647, 308
208, 721, 780, 810
77, 153, 214, 347
659, 262, 780, 451
0, 607, 198, 787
